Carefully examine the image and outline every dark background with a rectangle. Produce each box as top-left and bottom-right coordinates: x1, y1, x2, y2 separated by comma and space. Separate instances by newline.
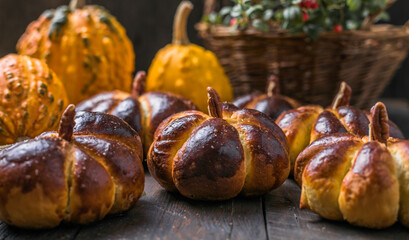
0, 0, 408, 100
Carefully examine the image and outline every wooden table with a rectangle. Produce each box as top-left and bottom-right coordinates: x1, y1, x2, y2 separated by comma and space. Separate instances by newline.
2, 173, 407, 240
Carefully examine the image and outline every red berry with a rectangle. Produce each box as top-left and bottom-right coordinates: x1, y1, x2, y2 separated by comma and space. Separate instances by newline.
230, 18, 237, 26
310, 1, 318, 9
299, 1, 310, 8
333, 24, 343, 33
302, 12, 309, 21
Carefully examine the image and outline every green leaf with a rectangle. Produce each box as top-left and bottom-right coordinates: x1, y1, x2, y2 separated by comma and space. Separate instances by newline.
252, 19, 269, 32
377, 12, 390, 22
346, 20, 359, 30
205, 0, 390, 40
231, 5, 242, 18
362, 9, 370, 17
223, 15, 232, 26
263, 9, 274, 21
283, 6, 301, 21
219, 6, 232, 17
208, 12, 219, 23
202, 14, 210, 23
246, 5, 264, 18
347, 0, 362, 11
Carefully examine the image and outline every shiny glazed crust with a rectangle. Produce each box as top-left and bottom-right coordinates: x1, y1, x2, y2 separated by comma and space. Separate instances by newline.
276, 82, 404, 175
232, 76, 300, 121
76, 90, 142, 136
276, 105, 323, 172
148, 88, 290, 200
276, 105, 404, 174
297, 103, 408, 228
77, 86, 197, 155
243, 94, 300, 121
0, 109, 144, 229
139, 91, 197, 153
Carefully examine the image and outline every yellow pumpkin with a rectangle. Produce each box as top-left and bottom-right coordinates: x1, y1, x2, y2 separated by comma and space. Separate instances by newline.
16, 0, 134, 104
146, 1, 233, 112
0, 54, 68, 145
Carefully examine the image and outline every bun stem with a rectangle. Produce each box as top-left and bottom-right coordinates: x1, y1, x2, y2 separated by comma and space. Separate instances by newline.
131, 71, 146, 97
58, 104, 76, 142
207, 87, 223, 118
266, 75, 280, 97
369, 102, 389, 145
331, 81, 351, 110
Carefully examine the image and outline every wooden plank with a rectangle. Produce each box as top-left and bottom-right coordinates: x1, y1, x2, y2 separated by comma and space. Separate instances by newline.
0, 222, 80, 240
73, 173, 267, 240
265, 179, 409, 240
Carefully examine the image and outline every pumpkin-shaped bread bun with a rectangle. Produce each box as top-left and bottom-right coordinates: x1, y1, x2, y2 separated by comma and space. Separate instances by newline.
276, 82, 404, 173
233, 76, 300, 120
76, 71, 197, 154
296, 102, 409, 229
17, 0, 134, 104
0, 105, 144, 229
0, 54, 68, 145
147, 87, 290, 200
146, 1, 233, 112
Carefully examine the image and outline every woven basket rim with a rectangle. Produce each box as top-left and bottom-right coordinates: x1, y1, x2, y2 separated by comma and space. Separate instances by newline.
196, 23, 409, 40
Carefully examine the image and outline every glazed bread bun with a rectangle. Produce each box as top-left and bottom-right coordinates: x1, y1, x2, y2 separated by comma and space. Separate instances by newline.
297, 102, 409, 229
148, 87, 290, 200
0, 105, 144, 229
276, 82, 404, 174
233, 76, 300, 120
77, 71, 197, 154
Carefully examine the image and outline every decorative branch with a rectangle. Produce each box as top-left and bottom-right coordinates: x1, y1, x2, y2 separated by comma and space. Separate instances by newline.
361, 0, 396, 30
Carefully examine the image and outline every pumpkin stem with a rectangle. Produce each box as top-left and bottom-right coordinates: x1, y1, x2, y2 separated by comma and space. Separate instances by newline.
69, 0, 86, 10
330, 82, 352, 110
58, 104, 76, 142
131, 71, 146, 97
207, 87, 223, 118
266, 75, 280, 97
369, 102, 389, 145
172, 1, 193, 45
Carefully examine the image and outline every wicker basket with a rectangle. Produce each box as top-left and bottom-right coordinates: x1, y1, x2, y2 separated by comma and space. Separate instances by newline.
197, 1, 409, 109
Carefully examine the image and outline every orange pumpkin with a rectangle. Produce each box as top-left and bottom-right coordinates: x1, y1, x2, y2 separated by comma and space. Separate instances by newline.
146, 1, 233, 112
16, 0, 134, 104
0, 54, 68, 145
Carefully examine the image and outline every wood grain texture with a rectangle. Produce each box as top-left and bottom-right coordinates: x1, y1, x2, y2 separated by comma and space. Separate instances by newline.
264, 180, 409, 240
73, 173, 267, 240
0, 222, 80, 240
0, 174, 408, 239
